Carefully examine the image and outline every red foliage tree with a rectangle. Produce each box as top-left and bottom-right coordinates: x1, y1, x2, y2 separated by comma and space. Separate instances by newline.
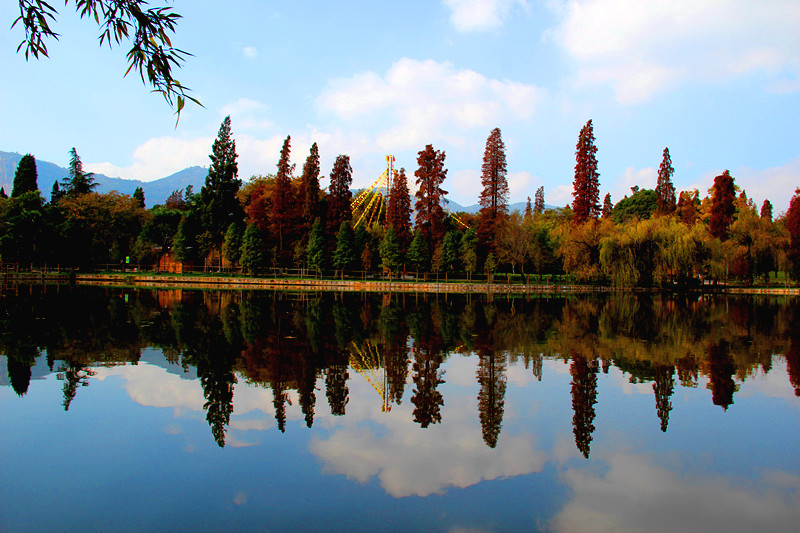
709, 170, 736, 240
478, 128, 509, 256
534, 186, 545, 214
571, 120, 600, 225
786, 188, 800, 280
414, 144, 448, 249
760, 199, 773, 221
271, 135, 295, 260
299, 142, 321, 238
655, 147, 676, 215
327, 154, 353, 240
386, 167, 413, 251
601, 193, 613, 219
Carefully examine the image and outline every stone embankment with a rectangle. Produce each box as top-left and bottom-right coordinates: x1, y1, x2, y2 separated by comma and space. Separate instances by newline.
3, 271, 798, 295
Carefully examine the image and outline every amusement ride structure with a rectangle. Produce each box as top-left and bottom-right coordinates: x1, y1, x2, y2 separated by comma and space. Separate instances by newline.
350, 155, 469, 229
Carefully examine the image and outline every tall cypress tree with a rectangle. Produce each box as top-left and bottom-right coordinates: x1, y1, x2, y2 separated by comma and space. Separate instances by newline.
327, 155, 353, 240
272, 135, 294, 261
709, 170, 736, 240
198, 116, 243, 255
414, 144, 448, 251
534, 186, 545, 215
478, 127, 509, 258
300, 142, 321, 235
571, 120, 600, 225
386, 167, 412, 251
655, 147, 676, 216
12, 154, 39, 197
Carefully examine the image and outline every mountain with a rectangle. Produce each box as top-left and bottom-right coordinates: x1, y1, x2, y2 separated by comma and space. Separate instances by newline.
0, 151, 207, 206
447, 199, 559, 214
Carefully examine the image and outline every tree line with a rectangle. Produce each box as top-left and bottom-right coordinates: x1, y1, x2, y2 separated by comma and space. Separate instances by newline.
2, 117, 800, 285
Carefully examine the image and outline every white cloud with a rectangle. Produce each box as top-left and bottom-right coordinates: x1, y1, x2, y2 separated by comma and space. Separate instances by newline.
86, 136, 212, 182
318, 58, 545, 152
729, 157, 800, 216
220, 98, 273, 130
548, 0, 800, 103
242, 46, 258, 59
444, 0, 529, 32
551, 453, 800, 533
607, 166, 657, 204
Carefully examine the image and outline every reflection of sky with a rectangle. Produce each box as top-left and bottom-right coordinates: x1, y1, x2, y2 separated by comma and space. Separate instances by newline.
2, 351, 799, 532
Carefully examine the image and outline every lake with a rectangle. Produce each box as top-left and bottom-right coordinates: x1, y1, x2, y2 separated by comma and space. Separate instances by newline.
1, 285, 799, 532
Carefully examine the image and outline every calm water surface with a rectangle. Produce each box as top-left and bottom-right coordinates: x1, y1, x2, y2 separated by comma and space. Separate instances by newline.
1, 285, 799, 532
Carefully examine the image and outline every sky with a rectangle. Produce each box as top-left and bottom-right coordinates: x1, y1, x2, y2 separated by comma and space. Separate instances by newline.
1, 0, 798, 213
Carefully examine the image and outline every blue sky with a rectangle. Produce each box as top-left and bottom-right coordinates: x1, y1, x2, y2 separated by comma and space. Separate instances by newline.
1, 1, 798, 212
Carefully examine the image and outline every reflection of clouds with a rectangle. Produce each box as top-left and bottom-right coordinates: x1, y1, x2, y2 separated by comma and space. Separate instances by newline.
92, 364, 302, 445
310, 392, 547, 498
737, 359, 799, 405
95, 365, 205, 414
551, 453, 800, 533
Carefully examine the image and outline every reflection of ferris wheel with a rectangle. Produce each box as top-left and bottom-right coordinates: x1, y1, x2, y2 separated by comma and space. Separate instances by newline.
349, 341, 390, 412
350, 155, 469, 229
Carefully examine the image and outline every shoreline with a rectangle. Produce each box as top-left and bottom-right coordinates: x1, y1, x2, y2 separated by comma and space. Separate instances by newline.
2, 272, 798, 295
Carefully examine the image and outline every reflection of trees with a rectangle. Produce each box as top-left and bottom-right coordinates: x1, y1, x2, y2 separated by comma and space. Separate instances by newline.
325, 364, 349, 416
410, 348, 445, 428
57, 361, 95, 410
477, 351, 507, 448
653, 364, 675, 432
379, 296, 410, 406
570, 355, 599, 459
707, 341, 737, 410
786, 306, 800, 397
177, 293, 240, 447
4, 284, 800, 446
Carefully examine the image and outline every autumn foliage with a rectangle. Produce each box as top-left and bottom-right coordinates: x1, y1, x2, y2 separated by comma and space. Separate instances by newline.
571, 120, 600, 225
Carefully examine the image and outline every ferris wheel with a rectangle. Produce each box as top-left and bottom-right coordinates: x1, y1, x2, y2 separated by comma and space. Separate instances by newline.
350, 155, 469, 229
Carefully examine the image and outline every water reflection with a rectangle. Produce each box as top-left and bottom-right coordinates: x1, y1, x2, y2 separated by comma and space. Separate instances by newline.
1, 285, 798, 458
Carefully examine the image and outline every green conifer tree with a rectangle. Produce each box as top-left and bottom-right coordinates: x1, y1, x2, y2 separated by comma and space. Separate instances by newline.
379, 225, 402, 275
132, 186, 145, 208
12, 154, 39, 197
406, 230, 429, 274
240, 223, 265, 275
306, 217, 326, 274
333, 221, 356, 274
198, 116, 243, 256
222, 222, 243, 267
440, 230, 462, 272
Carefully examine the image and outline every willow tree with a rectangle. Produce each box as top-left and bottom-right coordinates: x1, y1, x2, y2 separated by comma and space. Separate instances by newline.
572, 120, 600, 225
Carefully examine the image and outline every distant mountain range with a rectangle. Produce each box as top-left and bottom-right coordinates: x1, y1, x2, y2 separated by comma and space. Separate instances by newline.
1, 150, 553, 212
0, 151, 208, 206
